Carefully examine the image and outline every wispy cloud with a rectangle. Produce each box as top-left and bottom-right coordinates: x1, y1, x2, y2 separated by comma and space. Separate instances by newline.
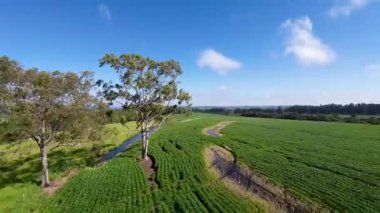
98, 4, 112, 21
197, 49, 242, 75
329, 0, 370, 18
281, 16, 336, 65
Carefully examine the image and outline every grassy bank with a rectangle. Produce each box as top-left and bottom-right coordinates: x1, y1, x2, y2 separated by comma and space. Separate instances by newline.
0, 122, 137, 212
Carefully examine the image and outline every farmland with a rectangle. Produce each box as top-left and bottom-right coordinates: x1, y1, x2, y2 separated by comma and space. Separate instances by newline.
1, 114, 379, 212
46, 158, 154, 212
218, 116, 380, 211
44, 113, 380, 212
47, 115, 263, 212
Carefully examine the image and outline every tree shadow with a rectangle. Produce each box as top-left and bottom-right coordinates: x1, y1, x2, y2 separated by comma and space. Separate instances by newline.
0, 144, 113, 188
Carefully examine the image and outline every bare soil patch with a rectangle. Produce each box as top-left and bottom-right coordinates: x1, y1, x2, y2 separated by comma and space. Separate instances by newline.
139, 155, 158, 188
205, 146, 325, 213
43, 169, 78, 195
203, 121, 236, 136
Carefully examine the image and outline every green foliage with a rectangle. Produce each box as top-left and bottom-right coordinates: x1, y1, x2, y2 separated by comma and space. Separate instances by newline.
0, 57, 107, 187
98, 53, 191, 118
2, 69, 104, 144
105, 109, 137, 124
0, 56, 22, 116
46, 158, 154, 212
97, 53, 191, 159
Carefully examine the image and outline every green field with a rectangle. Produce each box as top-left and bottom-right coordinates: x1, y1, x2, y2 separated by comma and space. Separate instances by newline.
48, 115, 262, 212
1, 114, 380, 212
0, 122, 137, 212
219, 116, 380, 211
46, 158, 154, 212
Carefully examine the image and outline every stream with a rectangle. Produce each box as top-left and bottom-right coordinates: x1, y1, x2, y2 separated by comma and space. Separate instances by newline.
101, 129, 157, 163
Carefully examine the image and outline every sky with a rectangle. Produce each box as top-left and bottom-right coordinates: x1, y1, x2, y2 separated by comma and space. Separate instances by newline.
0, 0, 379, 106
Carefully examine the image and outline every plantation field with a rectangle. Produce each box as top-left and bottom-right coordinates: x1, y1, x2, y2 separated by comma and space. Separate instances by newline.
46, 158, 154, 212
48, 116, 263, 212
47, 113, 380, 212
218, 116, 380, 211
1, 114, 379, 212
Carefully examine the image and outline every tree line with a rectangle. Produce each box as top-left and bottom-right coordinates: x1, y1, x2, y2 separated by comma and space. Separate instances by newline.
194, 103, 380, 125
284, 104, 380, 115
0, 54, 191, 188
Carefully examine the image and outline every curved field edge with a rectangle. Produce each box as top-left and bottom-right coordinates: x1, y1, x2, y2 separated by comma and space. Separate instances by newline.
202, 121, 236, 136
5, 113, 379, 212
46, 116, 266, 212
147, 115, 266, 212
203, 145, 274, 212
212, 115, 380, 212
204, 145, 327, 212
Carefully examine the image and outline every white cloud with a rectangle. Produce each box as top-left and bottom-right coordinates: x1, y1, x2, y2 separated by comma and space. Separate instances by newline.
281, 16, 336, 65
365, 64, 380, 78
329, 0, 370, 18
197, 49, 242, 75
98, 4, 112, 21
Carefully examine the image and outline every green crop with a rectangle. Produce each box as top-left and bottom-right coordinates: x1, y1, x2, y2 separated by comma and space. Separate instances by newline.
218, 115, 380, 212
46, 113, 380, 212
46, 158, 154, 212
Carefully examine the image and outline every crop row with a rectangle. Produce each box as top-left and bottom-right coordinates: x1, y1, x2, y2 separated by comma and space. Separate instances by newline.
46, 113, 379, 212
46, 158, 154, 212
146, 118, 262, 212
221, 117, 380, 212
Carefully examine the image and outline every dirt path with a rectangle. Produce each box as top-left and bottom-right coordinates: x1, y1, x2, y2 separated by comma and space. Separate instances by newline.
139, 155, 158, 188
180, 118, 201, 123
43, 169, 78, 195
203, 121, 236, 136
204, 146, 324, 213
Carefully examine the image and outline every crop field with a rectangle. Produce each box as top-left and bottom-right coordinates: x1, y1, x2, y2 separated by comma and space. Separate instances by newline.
45, 113, 380, 212
219, 117, 380, 211
46, 158, 154, 212
47, 115, 263, 212
1, 114, 379, 212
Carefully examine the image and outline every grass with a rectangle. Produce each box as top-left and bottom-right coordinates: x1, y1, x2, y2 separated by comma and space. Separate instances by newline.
0, 183, 48, 213
0, 122, 138, 212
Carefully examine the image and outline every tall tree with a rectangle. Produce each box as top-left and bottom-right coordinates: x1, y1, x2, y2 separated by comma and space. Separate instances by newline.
98, 53, 191, 160
0, 56, 22, 116
1, 66, 103, 187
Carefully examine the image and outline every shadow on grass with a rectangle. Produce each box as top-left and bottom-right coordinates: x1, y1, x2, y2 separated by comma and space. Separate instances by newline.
0, 144, 113, 188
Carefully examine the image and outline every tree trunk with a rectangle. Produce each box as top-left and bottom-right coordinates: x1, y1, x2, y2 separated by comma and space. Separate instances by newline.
40, 145, 50, 187
141, 126, 149, 161
143, 137, 149, 160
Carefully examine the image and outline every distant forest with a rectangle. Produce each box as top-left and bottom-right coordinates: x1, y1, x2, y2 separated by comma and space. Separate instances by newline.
193, 103, 380, 125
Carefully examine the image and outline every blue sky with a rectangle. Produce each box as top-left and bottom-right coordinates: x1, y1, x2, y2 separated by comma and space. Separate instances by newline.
1, 0, 379, 106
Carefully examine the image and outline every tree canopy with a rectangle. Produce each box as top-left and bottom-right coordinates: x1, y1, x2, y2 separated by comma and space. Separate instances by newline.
1, 56, 105, 187
97, 53, 191, 160
0, 56, 22, 116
